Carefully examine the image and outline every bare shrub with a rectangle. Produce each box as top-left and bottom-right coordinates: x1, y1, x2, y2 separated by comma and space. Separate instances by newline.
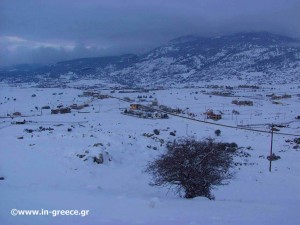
146, 138, 236, 199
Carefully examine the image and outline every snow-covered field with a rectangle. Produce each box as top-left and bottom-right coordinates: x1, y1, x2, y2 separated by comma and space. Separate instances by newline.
1, 82, 300, 225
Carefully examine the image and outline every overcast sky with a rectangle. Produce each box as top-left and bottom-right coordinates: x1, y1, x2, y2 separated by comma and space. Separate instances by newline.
1, 0, 300, 67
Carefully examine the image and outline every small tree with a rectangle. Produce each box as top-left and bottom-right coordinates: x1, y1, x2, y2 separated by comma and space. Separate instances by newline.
146, 138, 236, 200
215, 129, 221, 136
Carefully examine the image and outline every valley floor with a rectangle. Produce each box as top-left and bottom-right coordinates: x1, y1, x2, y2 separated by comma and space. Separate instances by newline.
0, 82, 300, 225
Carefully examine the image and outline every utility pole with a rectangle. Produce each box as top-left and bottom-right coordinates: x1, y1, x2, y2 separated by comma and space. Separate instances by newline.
186, 124, 189, 136
269, 124, 274, 172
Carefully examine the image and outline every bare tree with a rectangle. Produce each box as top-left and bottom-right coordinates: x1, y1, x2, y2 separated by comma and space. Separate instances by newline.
146, 138, 237, 199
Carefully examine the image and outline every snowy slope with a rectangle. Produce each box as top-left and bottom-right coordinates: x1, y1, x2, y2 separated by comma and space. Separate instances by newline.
116, 32, 300, 86
1, 82, 300, 225
1, 32, 300, 87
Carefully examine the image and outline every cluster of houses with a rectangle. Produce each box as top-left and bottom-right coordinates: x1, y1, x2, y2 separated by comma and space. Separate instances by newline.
157, 105, 183, 114
232, 100, 254, 106
209, 91, 233, 97
78, 91, 109, 99
51, 102, 91, 114
51, 90, 110, 115
122, 95, 202, 120
122, 103, 169, 119
266, 93, 292, 100
10, 90, 105, 117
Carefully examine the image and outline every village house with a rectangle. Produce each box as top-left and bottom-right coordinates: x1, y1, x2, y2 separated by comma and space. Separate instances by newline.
158, 105, 182, 114
70, 104, 85, 110
267, 93, 292, 100
59, 107, 71, 114
98, 94, 109, 99
271, 94, 292, 100
51, 109, 60, 114
41, 105, 51, 109
15, 120, 26, 125
81, 91, 99, 97
130, 103, 140, 110
232, 100, 254, 106
51, 107, 71, 114
204, 110, 222, 121
12, 112, 22, 117
210, 91, 232, 97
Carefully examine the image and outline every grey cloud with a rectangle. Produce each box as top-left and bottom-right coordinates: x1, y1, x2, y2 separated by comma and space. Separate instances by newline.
1, 0, 300, 66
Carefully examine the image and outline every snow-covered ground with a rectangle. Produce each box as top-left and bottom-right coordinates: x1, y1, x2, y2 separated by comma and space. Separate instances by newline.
1, 82, 300, 225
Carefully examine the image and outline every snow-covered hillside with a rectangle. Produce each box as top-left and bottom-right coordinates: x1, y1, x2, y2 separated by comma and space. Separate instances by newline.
1, 82, 300, 225
117, 32, 300, 86
1, 32, 300, 87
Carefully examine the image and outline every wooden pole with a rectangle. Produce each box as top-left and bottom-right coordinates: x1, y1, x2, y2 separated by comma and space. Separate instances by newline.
269, 124, 274, 172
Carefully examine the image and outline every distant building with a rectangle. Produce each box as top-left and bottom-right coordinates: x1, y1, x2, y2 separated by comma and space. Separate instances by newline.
70, 104, 85, 110
232, 100, 253, 106
205, 110, 222, 121
151, 98, 158, 107
59, 107, 71, 114
81, 91, 99, 97
15, 120, 26, 125
98, 95, 109, 99
130, 103, 140, 110
271, 94, 292, 100
12, 112, 22, 117
51, 109, 60, 114
51, 107, 71, 114
41, 106, 51, 109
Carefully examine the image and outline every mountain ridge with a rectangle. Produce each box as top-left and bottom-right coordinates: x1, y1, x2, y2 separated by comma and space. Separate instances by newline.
1, 32, 300, 86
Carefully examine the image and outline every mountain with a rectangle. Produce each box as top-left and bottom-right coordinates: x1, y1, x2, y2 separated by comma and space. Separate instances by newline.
1, 32, 300, 86
115, 32, 300, 86
0, 54, 139, 84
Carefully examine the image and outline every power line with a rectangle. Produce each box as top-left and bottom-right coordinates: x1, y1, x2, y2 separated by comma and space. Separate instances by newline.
109, 95, 300, 137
